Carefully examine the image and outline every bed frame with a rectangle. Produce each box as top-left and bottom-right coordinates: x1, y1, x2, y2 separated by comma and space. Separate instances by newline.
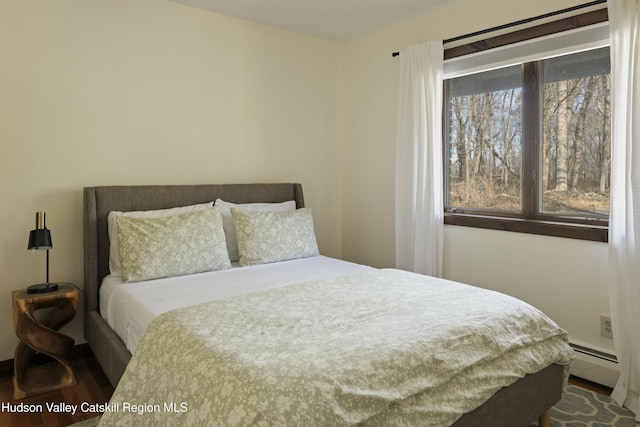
83, 183, 562, 427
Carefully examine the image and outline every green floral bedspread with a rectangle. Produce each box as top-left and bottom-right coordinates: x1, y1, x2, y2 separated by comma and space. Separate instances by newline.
98, 269, 574, 426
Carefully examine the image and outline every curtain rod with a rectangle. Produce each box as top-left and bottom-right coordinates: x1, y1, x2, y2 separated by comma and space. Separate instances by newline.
391, 0, 606, 57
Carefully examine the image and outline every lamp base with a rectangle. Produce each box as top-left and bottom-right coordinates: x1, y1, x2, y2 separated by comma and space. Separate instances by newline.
27, 283, 59, 294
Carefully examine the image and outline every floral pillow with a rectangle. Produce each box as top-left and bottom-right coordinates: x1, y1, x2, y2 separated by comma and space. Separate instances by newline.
108, 202, 213, 276
214, 199, 296, 263
231, 208, 319, 267
117, 207, 231, 283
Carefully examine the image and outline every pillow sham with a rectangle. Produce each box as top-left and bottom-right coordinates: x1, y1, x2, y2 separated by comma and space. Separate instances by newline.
108, 202, 213, 276
116, 207, 231, 283
231, 207, 319, 267
214, 199, 296, 262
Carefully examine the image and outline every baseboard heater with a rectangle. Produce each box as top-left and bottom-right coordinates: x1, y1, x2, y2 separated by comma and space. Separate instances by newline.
570, 343, 618, 364
569, 342, 619, 388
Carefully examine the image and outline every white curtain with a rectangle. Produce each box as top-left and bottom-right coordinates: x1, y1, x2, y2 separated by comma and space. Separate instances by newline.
608, 0, 640, 420
395, 41, 444, 277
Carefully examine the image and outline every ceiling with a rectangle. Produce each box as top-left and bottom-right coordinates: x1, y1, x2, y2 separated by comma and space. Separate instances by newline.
168, 0, 456, 41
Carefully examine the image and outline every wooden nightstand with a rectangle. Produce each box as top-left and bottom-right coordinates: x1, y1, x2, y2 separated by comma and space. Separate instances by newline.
12, 283, 79, 399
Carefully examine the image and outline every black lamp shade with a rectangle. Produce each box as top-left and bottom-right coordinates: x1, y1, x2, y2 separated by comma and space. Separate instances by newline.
27, 211, 53, 251
28, 228, 52, 251
26, 211, 57, 292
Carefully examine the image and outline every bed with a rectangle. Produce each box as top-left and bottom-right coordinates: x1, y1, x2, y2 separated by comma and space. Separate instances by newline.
83, 183, 573, 426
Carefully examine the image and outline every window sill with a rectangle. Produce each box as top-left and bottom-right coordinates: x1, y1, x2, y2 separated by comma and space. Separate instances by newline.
444, 212, 608, 242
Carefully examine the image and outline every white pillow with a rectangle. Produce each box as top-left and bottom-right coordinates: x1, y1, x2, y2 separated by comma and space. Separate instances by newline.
214, 199, 296, 262
231, 207, 319, 267
108, 202, 213, 276
117, 207, 231, 283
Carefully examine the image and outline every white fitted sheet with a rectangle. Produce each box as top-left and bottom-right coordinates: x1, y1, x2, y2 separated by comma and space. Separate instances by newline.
100, 256, 374, 354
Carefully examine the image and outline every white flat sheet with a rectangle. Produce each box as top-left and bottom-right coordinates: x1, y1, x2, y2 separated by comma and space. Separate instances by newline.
100, 256, 374, 354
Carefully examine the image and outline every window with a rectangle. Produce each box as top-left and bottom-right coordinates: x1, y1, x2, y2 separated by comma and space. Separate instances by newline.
442, 11, 610, 242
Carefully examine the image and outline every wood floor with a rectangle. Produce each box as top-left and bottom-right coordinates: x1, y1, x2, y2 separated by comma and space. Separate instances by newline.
0, 351, 613, 427
0, 354, 114, 427
569, 375, 613, 396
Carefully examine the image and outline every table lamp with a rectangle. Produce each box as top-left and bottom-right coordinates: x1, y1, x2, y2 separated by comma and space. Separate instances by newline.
27, 211, 58, 294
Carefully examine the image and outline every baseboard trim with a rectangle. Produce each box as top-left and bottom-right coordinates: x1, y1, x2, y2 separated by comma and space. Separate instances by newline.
0, 343, 92, 377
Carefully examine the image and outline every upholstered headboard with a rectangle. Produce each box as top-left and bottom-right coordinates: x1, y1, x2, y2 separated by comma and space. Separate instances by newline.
82, 183, 304, 386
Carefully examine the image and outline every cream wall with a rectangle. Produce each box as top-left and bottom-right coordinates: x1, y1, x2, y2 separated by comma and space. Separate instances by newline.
341, 0, 615, 359
0, 0, 342, 361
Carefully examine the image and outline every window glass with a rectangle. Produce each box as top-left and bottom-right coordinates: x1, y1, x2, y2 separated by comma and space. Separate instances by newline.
444, 65, 523, 212
540, 47, 611, 220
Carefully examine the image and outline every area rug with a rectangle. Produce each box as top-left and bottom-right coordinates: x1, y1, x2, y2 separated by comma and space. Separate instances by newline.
531, 384, 637, 427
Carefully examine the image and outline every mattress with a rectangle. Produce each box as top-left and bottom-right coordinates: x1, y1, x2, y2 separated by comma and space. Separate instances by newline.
99, 255, 374, 354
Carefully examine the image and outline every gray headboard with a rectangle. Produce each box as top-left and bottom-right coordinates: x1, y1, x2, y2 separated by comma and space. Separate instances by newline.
82, 183, 304, 386
83, 183, 304, 312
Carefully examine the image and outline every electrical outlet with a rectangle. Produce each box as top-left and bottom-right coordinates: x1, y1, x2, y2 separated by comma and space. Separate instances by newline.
600, 314, 613, 339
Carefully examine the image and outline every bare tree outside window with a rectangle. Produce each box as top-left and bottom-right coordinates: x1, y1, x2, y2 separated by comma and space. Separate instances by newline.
445, 65, 523, 212
541, 48, 610, 220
